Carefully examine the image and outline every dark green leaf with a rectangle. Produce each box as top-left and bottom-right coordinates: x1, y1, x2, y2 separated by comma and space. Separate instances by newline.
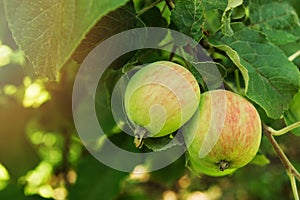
171, 0, 205, 42
143, 134, 184, 152
138, 7, 167, 28
208, 23, 300, 119
203, 10, 223, 34
95, 67, 124, 134
249, 0, 300, 45
4, 0, 129, 80
72, 2, 142, 64
279, 42, 300, 67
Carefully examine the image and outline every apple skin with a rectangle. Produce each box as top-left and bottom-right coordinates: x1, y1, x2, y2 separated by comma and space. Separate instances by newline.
124, 61, 200, 137
182, 90, 262, 176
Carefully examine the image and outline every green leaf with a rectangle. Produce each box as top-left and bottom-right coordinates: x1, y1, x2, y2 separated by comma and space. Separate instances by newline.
95, 66, 124, 134
284, 90, 300, 136
138, 6, 167, 28
72, 2, 141, 64
221, 14, 234, 36
225, 0, 243, 11
208, 23, 300, 119
249, 153, 270, 166
249, 0, 300, 45
143, 134, 184, 152
4, 0, 129, 80
221, 0, 243, 36
95, 52, 140, 136
202, 0, 227, 11
280, 42, 300, 68
69, 155, 127, 200
203, 9, 223, 34
171, 0, 205, 42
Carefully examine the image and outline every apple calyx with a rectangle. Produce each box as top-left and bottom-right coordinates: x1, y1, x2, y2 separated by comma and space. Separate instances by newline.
218, 160, 230, 171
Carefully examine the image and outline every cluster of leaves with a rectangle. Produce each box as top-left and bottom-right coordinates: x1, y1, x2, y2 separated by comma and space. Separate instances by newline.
4, 0, 300, 120
1, 0, 300, 199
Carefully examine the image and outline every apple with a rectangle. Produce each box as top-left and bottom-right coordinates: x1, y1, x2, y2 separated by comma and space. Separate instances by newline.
124, 61, 200, 138
182, 90, 262, 176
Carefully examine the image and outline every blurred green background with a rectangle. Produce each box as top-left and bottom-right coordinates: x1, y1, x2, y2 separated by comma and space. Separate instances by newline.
0, 0, 300, 200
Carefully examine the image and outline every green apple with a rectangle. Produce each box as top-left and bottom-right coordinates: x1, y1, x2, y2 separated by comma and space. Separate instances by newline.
183, 90, 261, 176
124, 61, 200, 138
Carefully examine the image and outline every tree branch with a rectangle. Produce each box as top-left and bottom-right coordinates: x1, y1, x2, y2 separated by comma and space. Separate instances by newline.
265, 121, 300, 136
288, 171, 300, 200
165, 0, 175, 10
263, 124, 300, 182
136, 0, 163, 17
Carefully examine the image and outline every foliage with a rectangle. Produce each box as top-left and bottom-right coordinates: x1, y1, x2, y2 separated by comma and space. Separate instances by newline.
0, 0, 300, 199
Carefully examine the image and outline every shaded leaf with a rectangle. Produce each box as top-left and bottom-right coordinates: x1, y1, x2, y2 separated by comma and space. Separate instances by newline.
72, 2, 142, 63
4, 0, 129, 80
284, 90, 300, 136
138, 7, 167, 28
95, 66, 124, 134
143, 134, 184, 152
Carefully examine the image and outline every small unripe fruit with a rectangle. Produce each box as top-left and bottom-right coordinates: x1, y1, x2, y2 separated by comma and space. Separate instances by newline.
183, 90, 261, 176
124, 61, 200, 138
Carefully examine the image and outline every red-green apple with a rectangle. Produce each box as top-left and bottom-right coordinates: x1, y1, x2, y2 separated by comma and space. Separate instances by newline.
124, 61, 200, 138
183, 90, 261, 176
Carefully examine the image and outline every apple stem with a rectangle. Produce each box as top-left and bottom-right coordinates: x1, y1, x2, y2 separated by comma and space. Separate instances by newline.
265, 122, 300, 136
134, 126, 148, 148
218, 160, 230, 171
263, 124, 300, 183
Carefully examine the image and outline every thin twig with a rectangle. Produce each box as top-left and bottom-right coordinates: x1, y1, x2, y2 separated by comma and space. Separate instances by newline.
265, 121, 300, 136
289, 50, 300, 62
263, 124, 300, 182
136, 0, 163, 17
288, 171, 300, 200
234, 69, 241, 93
165, 0, 175, 10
